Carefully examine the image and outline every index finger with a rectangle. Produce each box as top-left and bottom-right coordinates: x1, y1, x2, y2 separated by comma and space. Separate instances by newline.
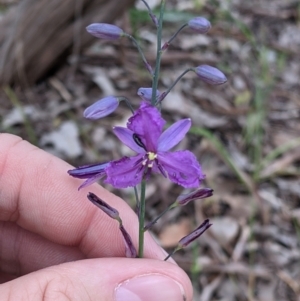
0, 134, 165, 260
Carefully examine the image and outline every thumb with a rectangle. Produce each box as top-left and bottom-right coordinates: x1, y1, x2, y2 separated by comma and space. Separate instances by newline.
0, 258, 193, 301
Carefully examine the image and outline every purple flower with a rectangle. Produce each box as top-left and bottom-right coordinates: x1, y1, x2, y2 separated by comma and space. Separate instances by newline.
188, 17, 211, 34
178, 219, 212, 248
86, 23, 124, 40
194, 65, 227, 85
68, 162, 109, 190
137, 88, 160, 102
105, 102, 204, 188
176, 188, 213, 206
84, 96, 119, 120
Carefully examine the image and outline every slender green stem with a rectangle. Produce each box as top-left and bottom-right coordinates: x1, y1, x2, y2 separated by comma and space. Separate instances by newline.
134, 186, 140, 216
162, 23, 188, 51
140, 0, 158, 27
164, 246, 180, 261
138, 180, 147, 258
151, 0, 165, 106
124, 34, 153, 76
119, 97, 135, 114
144, 202, 177, 231
158, 68, 193, 102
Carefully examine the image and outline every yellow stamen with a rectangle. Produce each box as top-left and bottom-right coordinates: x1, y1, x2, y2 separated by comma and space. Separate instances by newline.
147, 152, 157, 160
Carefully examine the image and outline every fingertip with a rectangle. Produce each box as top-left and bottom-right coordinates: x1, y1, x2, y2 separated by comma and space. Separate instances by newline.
0, 258, 193, 301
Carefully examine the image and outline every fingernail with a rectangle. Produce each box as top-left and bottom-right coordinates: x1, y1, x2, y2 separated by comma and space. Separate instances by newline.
115, 274, 186, 301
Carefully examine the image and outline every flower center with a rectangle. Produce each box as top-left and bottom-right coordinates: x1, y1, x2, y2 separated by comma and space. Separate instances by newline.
142, 152, 157, 168
148, 152, 157, 161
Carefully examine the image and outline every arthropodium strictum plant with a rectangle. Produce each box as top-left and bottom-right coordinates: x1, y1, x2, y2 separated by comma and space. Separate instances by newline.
68, 0, 226, 260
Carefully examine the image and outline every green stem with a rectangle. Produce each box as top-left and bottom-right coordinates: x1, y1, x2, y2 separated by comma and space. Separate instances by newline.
162, 23, 188, 51
164, 246, 180, 261
119, 97, 135, 114
144, 202, 177, 231
158, 68, 193, 102
134, 186, 140, 216
124, 34, 153, 76
138, 180, 147, 258
151, 0, 165, 106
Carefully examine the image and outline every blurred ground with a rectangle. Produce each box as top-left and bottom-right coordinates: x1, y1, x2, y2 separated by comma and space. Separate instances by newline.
1, 0, 300, 300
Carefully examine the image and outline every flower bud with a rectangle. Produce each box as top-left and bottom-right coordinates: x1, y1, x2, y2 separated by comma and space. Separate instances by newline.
137, 88, 160, 102
84, 96, 119, 120
188, 17, 211, 34
194, 65, 227, 85
178, 219, 212, 248
87, 192, 120, 220
176, 188, 213, 206
119, 224, 138, 258
86, 23, 124, 40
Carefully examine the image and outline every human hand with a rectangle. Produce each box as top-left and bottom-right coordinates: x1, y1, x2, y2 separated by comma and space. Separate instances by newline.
0, 134, 193, 301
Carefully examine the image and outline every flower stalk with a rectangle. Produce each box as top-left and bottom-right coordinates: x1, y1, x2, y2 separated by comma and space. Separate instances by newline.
124, 33, 153, 76
138, 180, 147, 258
151, 0, 165, 106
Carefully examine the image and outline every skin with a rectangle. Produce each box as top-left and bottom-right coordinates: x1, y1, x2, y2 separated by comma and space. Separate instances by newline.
0, 134, 193, 300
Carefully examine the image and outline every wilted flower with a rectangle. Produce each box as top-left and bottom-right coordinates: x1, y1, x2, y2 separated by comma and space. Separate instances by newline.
84, 96, 119, 120
176, 188, 213, 206
86, 192, 137, 258
86, 23, 124, 40
119, 224, 138, 258
178, 219, 212, 248
87, 192, 120, 220
188, 17, 211, 34
137, 88, 160, 102
68, 162, 109, 190
194, 65, 227, 85
105, 102, 204, 188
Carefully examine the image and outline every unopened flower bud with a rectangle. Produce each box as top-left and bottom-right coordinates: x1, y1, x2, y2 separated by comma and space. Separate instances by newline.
86, 23, 124, 40
87, 192, 120, 220
176, 188, 213, 206
194, 65, 227, 85
84, 96, 119, 120
188, 17, 211, 34
119, 224, 138, 258
137, 88, 160, 102
178, 219, 212, 248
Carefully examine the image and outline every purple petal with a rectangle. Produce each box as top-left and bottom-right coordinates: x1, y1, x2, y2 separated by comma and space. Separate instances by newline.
105, 155, 145, 188
157, 151, 205, 188
113, 127, 145, 154
178, 219, 212, 248
68, 162, 109, 190
86, 23, 124, 40
127, 102, 165, 152
78, 174, 105, 190
84, 96, 119, 120
157, 119, 191, 152
68, 162, 109, 179
87, 192, 120, 220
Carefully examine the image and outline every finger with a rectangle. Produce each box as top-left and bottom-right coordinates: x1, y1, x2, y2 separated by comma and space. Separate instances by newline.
0, 258, 193, 301
0, 134, 165, 259
0, 221, 84, 278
